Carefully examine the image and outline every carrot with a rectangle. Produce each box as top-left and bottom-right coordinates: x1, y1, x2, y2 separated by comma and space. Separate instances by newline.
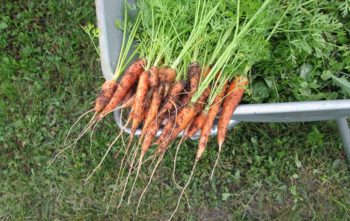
159, 66, 168, 82
210, 76, 247, 180
141, 86, 162, 139
154, 115, 175, 146
159, 67, 176, 83
98, 58, 145, 118
174, 87, 210, 131
160, 67, 177, 98
136, 66, 160, 139
122, 89, 133, 104
103, 66, 146, 173
180, 62, 201, 106
120, 94, 135, 109
148, 66, 160, 88
94, 80, 118, 113
159, 80, 186, 117
186, 110, 208, 138
143, 67, 160, 122
156, 88, 211, 153
148, 74, 182, 145
142, 119, 160, 157
142, 96, 151, 121
130, 70, 150, 135
196, 82, 227, 160
217, 76, 248, 147
188, 62, 200, 94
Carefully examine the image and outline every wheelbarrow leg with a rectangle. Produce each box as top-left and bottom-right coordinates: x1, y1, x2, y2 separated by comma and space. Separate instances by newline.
336, 118, 350, 163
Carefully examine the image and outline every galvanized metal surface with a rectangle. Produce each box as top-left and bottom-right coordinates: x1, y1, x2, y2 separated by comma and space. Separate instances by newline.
337, 119, 350, 162
96, 0, 120, 80
96, 0, 350, 158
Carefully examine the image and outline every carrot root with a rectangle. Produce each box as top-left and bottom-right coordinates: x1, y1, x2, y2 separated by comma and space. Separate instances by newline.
99, 59, 145, 118
159, 80, 185, 117
94, 80, 118, 113
217, 76, 248, 147
169, 160, 198, 221
64, 109, 94, 146
130, 70, 150, 136
196, 83, 227, 160
136, 153, 165, 214
186, 110, 208, 138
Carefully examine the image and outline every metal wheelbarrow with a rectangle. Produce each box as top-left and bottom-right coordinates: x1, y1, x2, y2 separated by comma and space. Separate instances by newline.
95, 0, 350, 162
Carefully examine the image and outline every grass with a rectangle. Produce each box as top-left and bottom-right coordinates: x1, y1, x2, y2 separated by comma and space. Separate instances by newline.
0, 1, 349, 220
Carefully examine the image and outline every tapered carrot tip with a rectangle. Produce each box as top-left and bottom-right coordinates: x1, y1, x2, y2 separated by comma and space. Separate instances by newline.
218, 140, 224, 151
196, 147, 205, 160
218, 143, 223, 152
156, 142, 167, 155
121, 94, 135, 109
186, 110, 208, 138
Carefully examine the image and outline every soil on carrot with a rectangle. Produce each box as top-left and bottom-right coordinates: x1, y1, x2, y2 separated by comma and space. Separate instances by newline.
0, 1, 349, 220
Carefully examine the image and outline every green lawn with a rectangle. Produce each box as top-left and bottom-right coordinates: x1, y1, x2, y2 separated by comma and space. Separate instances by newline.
1, 1, 349, 220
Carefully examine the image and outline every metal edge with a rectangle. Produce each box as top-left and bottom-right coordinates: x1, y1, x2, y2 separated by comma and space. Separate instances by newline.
235, 100, 350, 115
95, 0, 114, 80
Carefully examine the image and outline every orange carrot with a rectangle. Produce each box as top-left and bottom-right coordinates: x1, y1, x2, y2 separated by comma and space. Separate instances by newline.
196, 82, 227, 160
188, 62, 200, 94
65, 80, 119, 146
158, 66, 168, 82
156, 88, 211, 153
157, 66, 166, 94
154, 115, 175, 146
180, 63, 201, 106
160, 67, 176, 83
98, 59, 145, 118
141, 85, 162, 139
159, 80, 185, 117
120, 94, 135, 109
217, 76, 248, 148
180, 87, 211, 127
148, 66, 159, 88
186, 110, 208, 138
160, 68, 177, 98
142, 95, 151, 121
94, 80, 118, 113
141, 119, 160, 157
137, 66, 160, 138
154, 76, 185, 145
123, 89, 133, 104
130, 70, 150, 135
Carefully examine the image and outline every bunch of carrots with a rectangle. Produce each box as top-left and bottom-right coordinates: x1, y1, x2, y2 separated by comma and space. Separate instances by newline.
59, 0, 293, 219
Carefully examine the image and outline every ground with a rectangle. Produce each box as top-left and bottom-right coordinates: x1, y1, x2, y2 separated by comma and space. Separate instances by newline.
0, 1, 349, 220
